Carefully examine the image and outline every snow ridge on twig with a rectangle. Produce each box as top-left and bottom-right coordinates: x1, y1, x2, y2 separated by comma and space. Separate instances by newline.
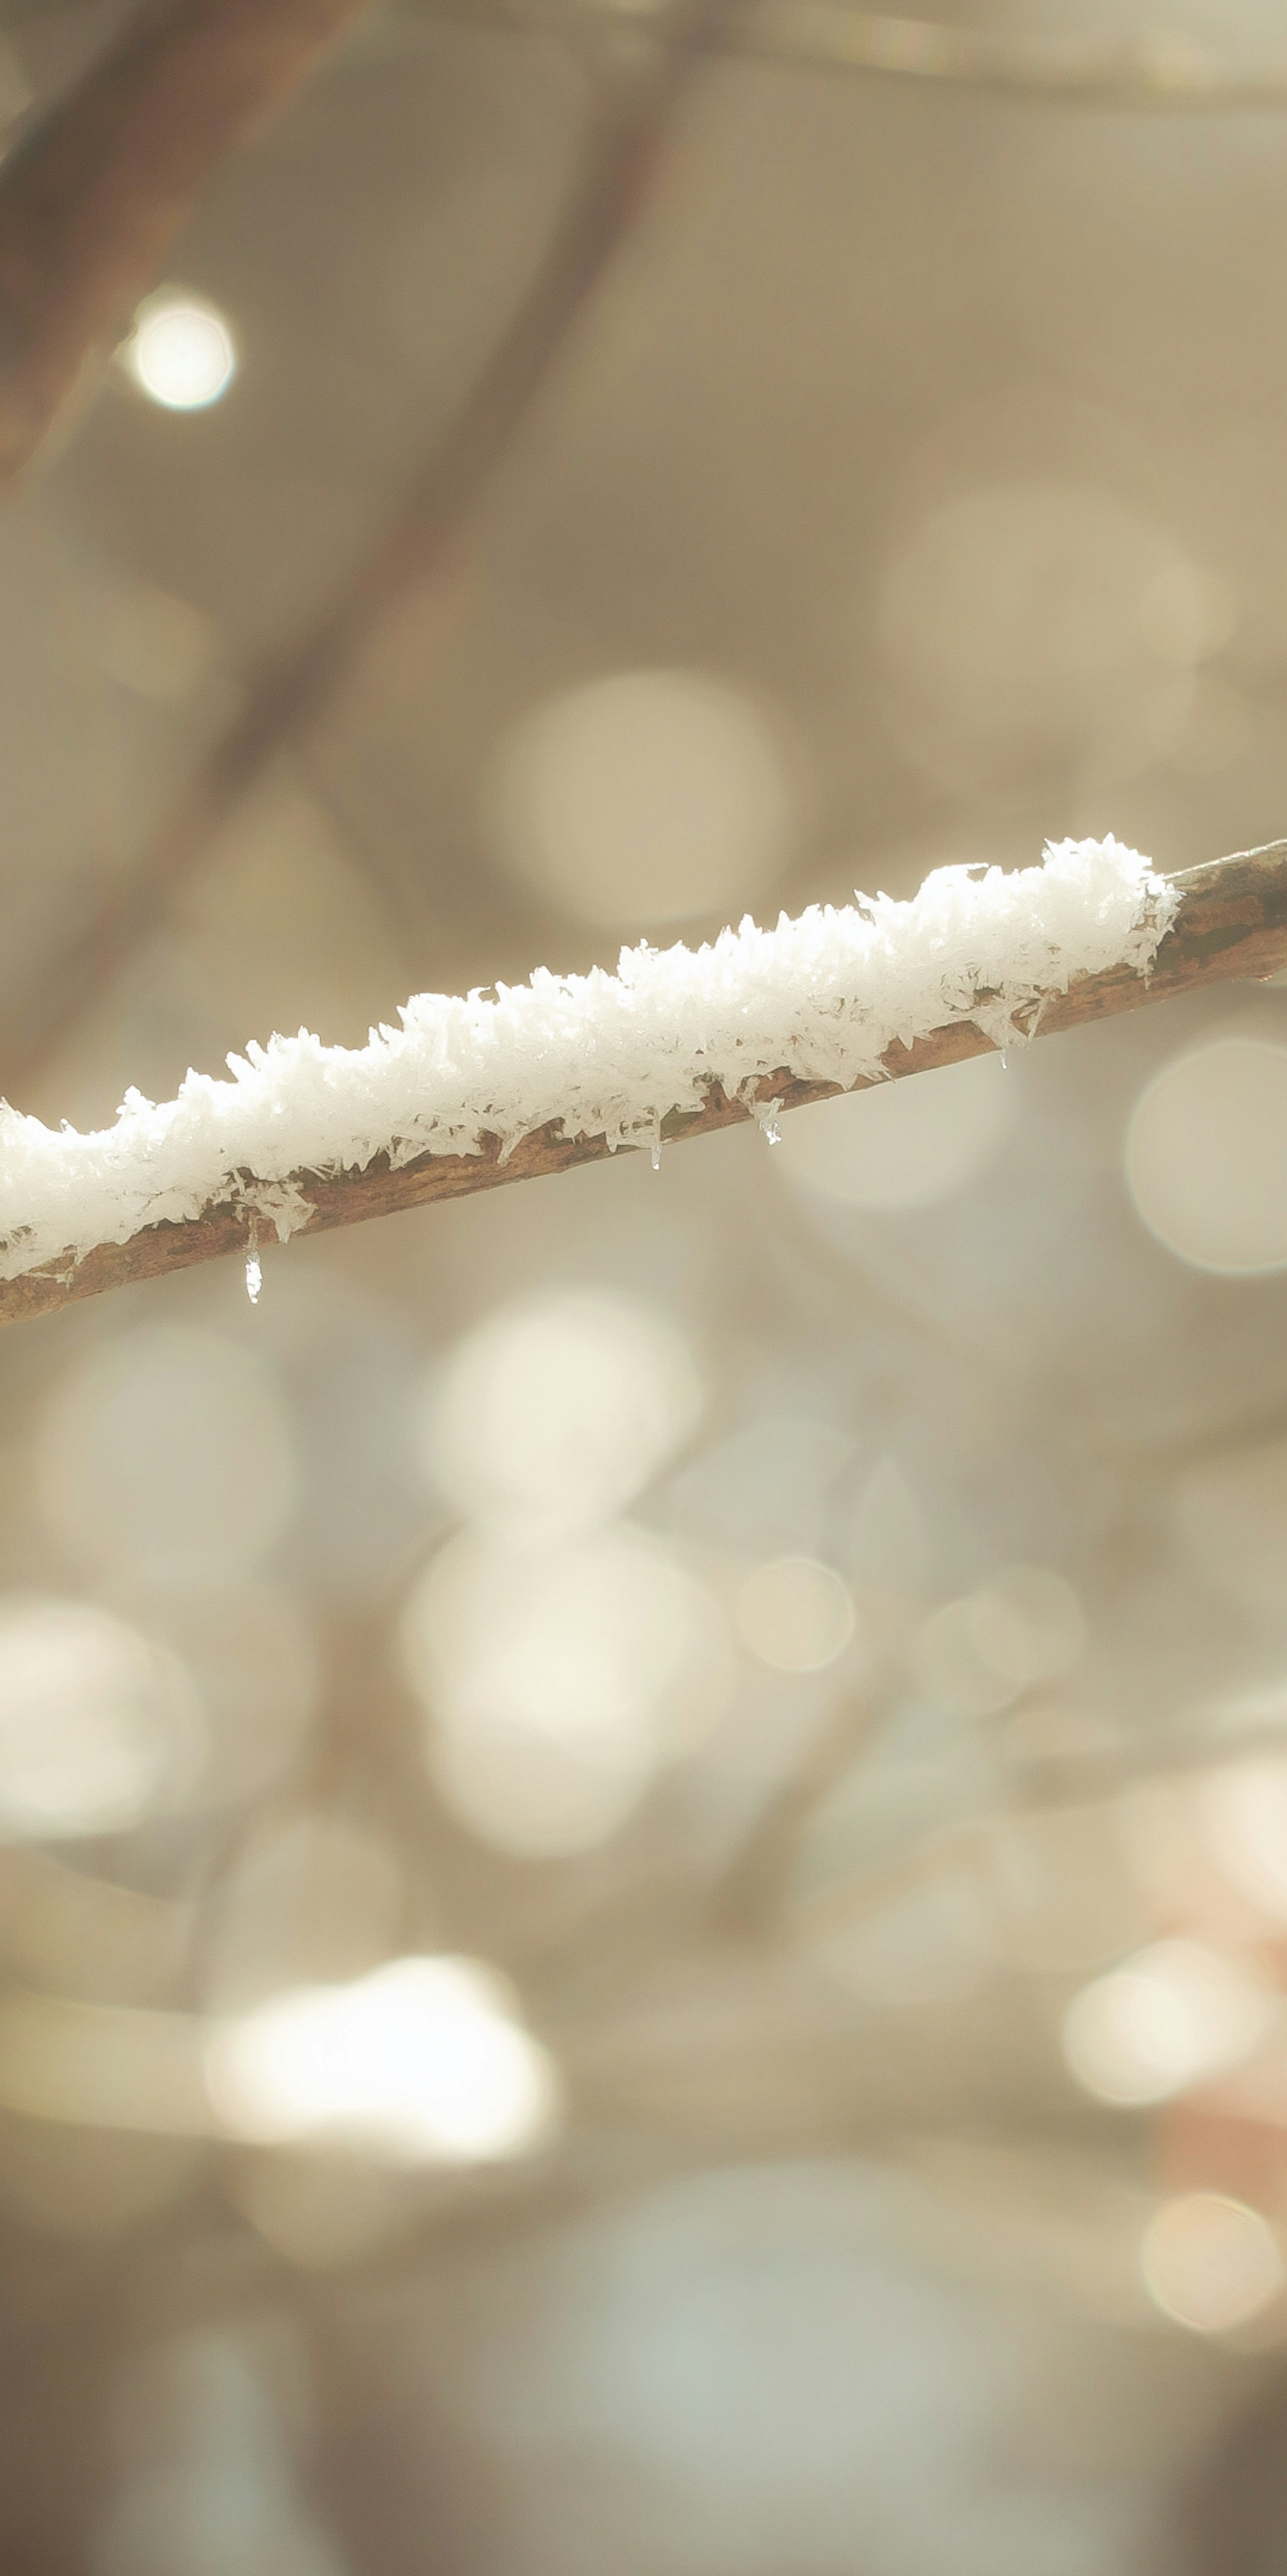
0, 835, 1176, 1283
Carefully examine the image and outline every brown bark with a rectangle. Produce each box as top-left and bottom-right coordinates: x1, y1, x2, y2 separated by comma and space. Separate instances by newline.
3, 837, 1287, 1328
0, 0, 379, 489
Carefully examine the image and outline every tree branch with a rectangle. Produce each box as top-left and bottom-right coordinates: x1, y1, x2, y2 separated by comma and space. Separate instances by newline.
0, 0, 380, 489
411, 0, 1287, 113
3, 837, 1286, 1328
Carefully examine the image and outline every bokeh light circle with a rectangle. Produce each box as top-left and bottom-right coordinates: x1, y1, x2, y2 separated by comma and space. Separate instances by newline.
1142, 2193, 1283, 2335
123, 293, 236, 410
402, 1524, 733, 1857
0, 1598, 203, 1839
735, 1557, 855, 1673
1125, 1037, 1287, 1274
1061, 1940, 1273, 2107
206, 1954, 559, 2165
482, 668, 801, 928
1200, 1756, 1287, 1920
422, 1288, 702, 1539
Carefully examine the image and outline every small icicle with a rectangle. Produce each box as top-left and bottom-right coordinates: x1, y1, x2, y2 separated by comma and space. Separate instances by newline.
650, 1138, 662, 1173
244, 1214, 262, 1307
1000, 1048, 1009, 1072
757, 1097, 784, 1147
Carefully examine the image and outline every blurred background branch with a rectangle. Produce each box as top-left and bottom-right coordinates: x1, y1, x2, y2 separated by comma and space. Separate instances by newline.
0, 0, 382, 491
399, 0, 1287, 109
0, 4, 1286, 2568
0, 0, 725, 1096
9, 2, 1287, 1103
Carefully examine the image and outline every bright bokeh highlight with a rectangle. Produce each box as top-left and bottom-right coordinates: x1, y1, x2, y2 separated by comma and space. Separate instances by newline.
1200, 1756, 1287, 1921
0, 1599, 201, 1839
206, 1955, 559, 2164
735, 1555, 856, 1673
423, 1288, 702, 1538
1126, 1037, 1287, 1274
1062, 1939, 1274, 2107
123, 293, 237, 410
402, 1524, 732, 1856
1142, 2193, 1283, 2334
482, 667, 800, 928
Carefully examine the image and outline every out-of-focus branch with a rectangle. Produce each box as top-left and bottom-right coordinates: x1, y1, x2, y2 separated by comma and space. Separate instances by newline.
8, 0, 1263, 1093
716, 1671, 898, 1932
735, 4, 1287, 106
0, 0, 380, 489
0, 0, 724, 1095
3, 838, 1287, 1328
399, 0, 1287, 111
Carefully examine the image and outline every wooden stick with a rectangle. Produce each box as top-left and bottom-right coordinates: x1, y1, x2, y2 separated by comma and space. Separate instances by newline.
0, 0, 379, 491
3, 838, 1286, 1328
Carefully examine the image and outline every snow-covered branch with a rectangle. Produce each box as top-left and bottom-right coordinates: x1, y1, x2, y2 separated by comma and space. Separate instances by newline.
2, 834, 1285, 1327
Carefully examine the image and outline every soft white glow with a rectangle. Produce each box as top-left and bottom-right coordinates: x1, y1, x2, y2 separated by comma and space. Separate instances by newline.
124, 293, 236, 410
775, 1051, 1013, 1211
1062, 1940, 1275, 2107
206, 1955, 559, 2163
1142, 2193, 1283, 2334
423, 1289, 702, 1538
431, 1716, 646, 1859
402, 1525, 732, 1856
735, 1556, 855, 1673
1126, 1037, 1287, 1274
483, 668, 800, 928
1200, 1757, 1287, 1920
0, 1599, 202, 1839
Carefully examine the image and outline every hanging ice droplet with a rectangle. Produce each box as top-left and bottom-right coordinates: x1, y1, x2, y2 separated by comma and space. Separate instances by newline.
1000, 1050, 1008, 1072
758, 1098, 784, 1147
245, 1216, 262, 1306
651, 1138, 662, 1172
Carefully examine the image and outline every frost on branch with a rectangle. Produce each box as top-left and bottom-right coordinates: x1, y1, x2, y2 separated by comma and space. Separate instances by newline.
0, 836, 1176, 1284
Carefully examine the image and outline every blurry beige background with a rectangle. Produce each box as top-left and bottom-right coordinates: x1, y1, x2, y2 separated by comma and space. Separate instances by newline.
3, 1, 1287, 2569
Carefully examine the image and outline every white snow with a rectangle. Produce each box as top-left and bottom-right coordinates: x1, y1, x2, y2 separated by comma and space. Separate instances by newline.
0, 836, 1175, 1283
